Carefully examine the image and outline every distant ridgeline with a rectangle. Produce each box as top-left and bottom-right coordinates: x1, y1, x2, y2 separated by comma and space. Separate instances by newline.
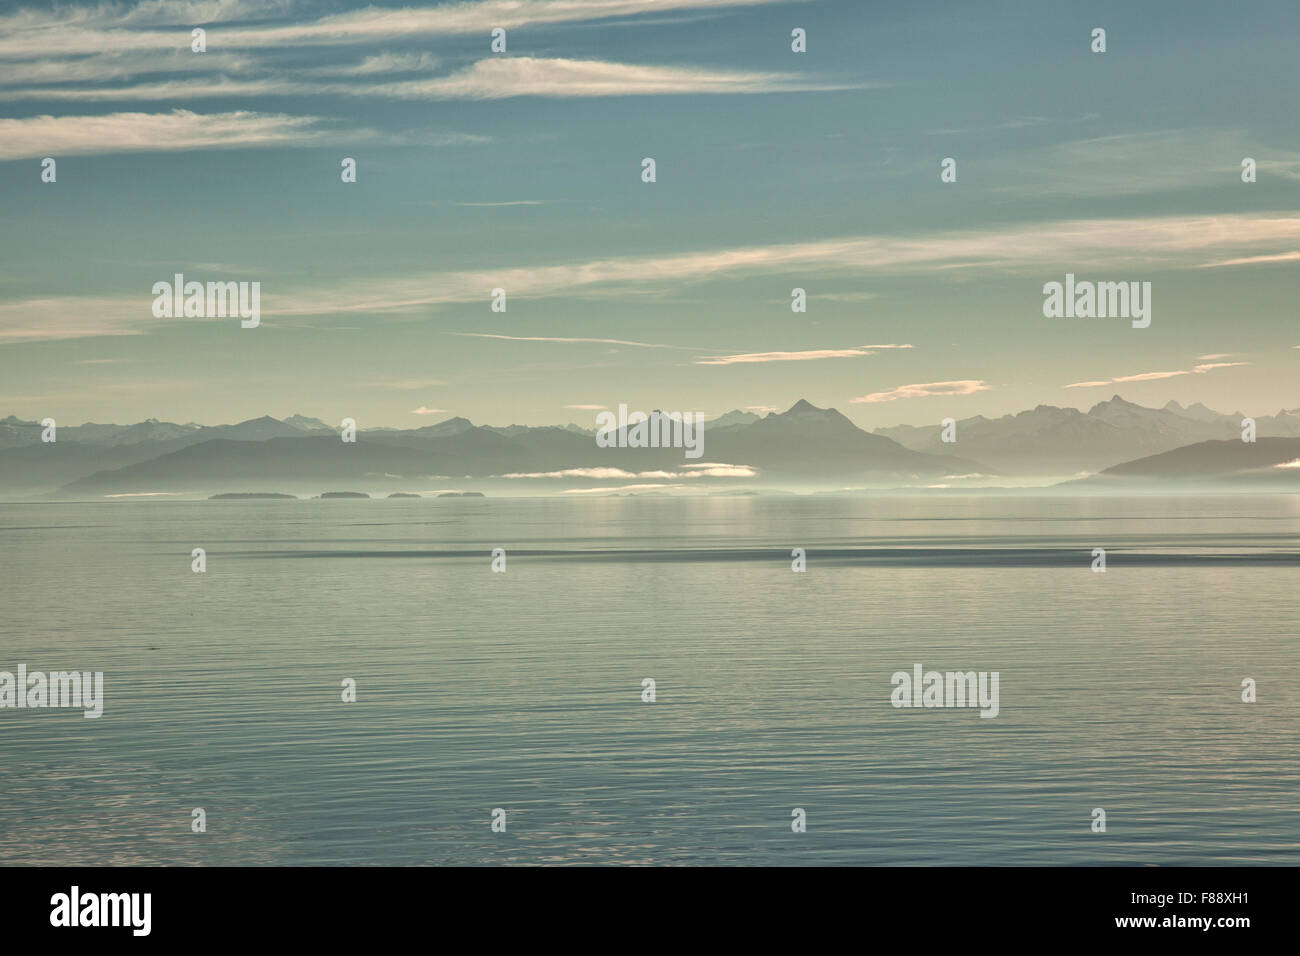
6, 398, 1300, 499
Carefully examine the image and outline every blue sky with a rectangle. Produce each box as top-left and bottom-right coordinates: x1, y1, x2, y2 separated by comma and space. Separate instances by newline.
2, 0, 1298, 428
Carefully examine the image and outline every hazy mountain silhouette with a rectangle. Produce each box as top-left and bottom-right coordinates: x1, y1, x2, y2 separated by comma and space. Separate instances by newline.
7, 396, 1300, 498
703, 400, 988, 479
873, 394, 1300, 475
1072, 437, 1300, 487
706, 409, 763, 430
42, 401, 989, 497
283, 414, 333, 433
0, 415, 336, 493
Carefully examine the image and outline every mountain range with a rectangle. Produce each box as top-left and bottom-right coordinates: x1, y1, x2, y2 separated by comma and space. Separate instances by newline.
2, 396, 1298, 498
873, 396, 1300, 475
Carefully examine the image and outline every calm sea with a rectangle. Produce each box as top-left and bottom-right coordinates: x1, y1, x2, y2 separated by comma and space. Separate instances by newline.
1, 495, 1297, 865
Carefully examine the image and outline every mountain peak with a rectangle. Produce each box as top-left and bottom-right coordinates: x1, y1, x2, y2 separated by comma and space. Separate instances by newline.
414, 415, 476, 437
785, 399, 822, 414
761, 398, 860, 432
284, 414, 332, 431
707, 409, 761, 429
1086, 395, 1145, 415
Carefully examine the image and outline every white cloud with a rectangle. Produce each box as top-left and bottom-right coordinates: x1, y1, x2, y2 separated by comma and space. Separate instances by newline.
563, 484, 671, 494
451, 332, 689, 349
851, 381, 989, 404
810, 291, 878, 302
989, 130, 1300, 197
0, 1, 791, 59
455, 200, 552, 207
501, 464, 756, 479
1192, 362, 1248, 373
0, 109, 331, 160
0, 49, 256, 85
0, 296, 146, 342
323, 52, 441, 76
1198, 251, 1300, 268
9, 213, 1300, 342
2, 57, 839, 102
696, 345, 911, 365
360, 56, 833, 100
411, 406, 448, 415
1064, 362, 1249, 388
285, 213, 1300, 318
680, 464, 756, 477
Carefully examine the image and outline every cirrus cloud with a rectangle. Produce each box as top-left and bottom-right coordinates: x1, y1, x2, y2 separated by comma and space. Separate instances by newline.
0, 108, 338, 160
1064, 361, 1249, 388
851, 380, 989, 404
696, 344, 912, 366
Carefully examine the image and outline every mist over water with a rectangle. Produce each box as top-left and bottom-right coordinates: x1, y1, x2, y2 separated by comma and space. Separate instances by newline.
2, 495, 1297, 865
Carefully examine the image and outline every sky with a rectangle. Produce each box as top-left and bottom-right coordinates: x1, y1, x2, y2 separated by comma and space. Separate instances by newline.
1, 0, 1298, 430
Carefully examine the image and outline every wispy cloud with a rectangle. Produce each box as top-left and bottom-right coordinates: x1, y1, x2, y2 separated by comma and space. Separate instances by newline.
0, 2, 840, 109
563, 484, 671, 494
809, 291, 878, 303
989, 130, 1300, 197
4, 57, 849, 103
1064, 362, 1249, 388
1198, 251, 1300, 268
450, 332, 690, 349
0, 296, 146, 342
502, 464, 756, 479
285, 213, 1300, 317
454, 200, 552, 207
0, 109, 333, 160
1193, 362, 1249, 373
320, 52, 441, 76
9, 213, 1300, 342
696, 344, 911, 365
410, 406, 447, 415
0, 1, 791, 60
851, 380, 989, 404
355, 57, 837, 100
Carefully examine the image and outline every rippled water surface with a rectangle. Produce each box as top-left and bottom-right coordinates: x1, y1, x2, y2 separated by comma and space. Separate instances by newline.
2, 495, 1297, 865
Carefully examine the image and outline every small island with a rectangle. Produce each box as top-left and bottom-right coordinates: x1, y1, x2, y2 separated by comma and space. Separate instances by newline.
437, 491, 486, 497
387, 492, 421, 498
316, 491, 370, 499
209, 492, 297, 499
